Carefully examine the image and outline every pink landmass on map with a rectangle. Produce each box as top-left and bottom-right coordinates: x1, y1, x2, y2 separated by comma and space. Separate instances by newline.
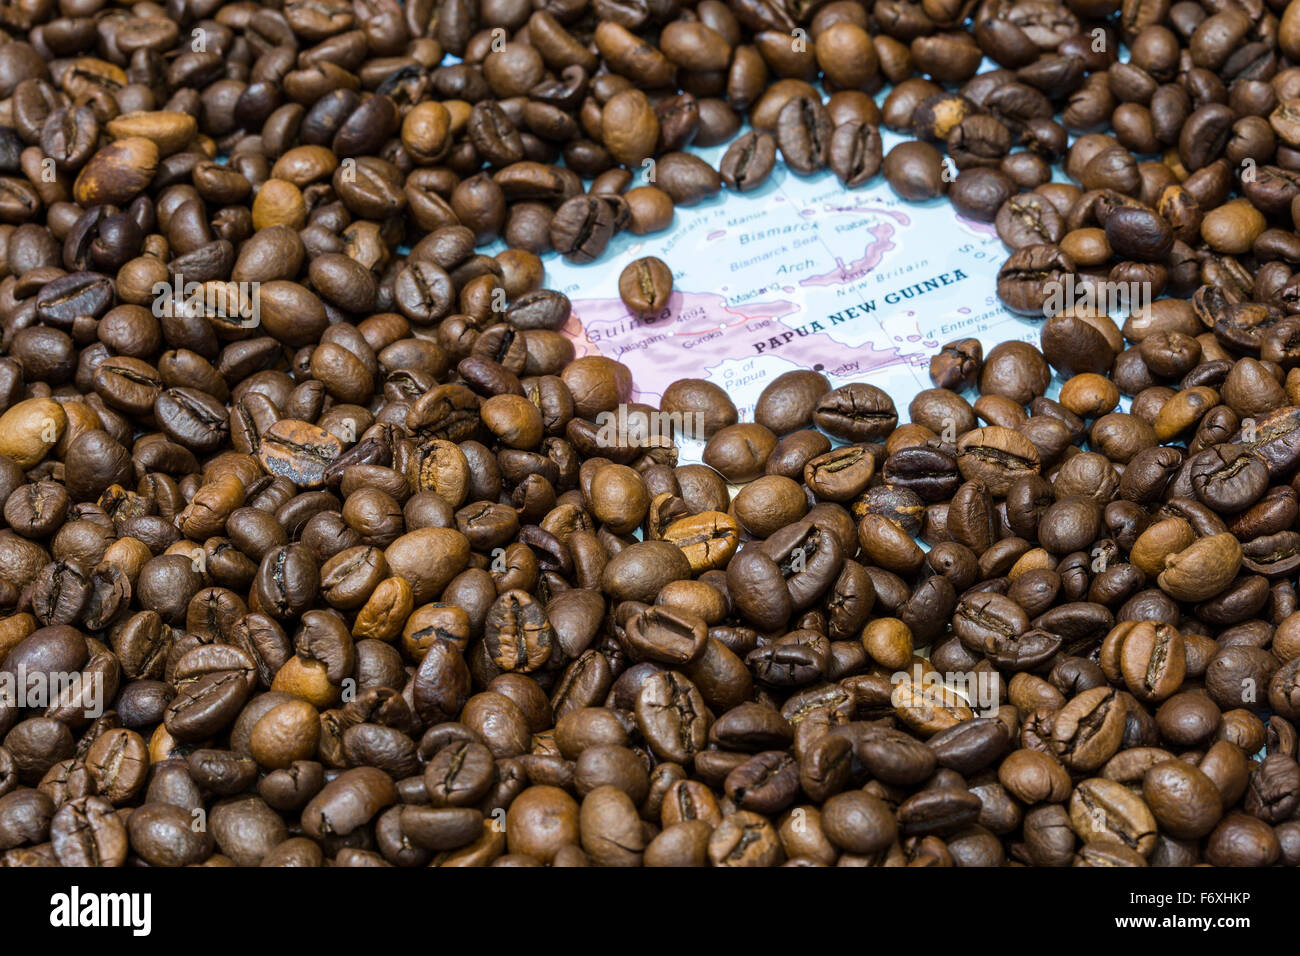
799, 223, 896, 287
819, 204, 912, 226
957, 216, 998, 237
565, 290, 802, 401
559, 203, 931, 402
564, 287, 924, 404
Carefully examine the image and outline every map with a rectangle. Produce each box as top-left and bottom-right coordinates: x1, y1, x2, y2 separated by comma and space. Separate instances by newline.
532, 125, 1045, 433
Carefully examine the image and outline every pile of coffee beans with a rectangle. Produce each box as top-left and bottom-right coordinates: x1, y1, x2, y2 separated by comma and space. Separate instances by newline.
0, 0, 1299, 869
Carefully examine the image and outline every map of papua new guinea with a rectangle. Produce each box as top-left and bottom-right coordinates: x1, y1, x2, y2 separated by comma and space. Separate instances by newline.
510, 126, 1046, 424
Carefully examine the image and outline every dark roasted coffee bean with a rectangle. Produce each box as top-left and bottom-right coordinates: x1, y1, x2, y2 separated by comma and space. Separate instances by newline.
618, 256, 673, 319
550, 196, 617, 264
829, 122, 883, 187
719, 131, 776, 191
775, 96, 832, 175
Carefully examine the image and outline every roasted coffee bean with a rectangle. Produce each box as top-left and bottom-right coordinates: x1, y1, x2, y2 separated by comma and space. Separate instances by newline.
805, 446, 875, 502
997, 193, 1065, 250
997, 245, 1076, 316
636, 671, 710, 765
956, 427, 1041, 496
930, 339, 982, 390
883, 141, 948, 201
550, 196, 617, 264
814, 385, 897, 442
829, 122, 883, 187
51, 795, 129, 867
257, 420, 344, 488
719, 131, 777, 191
618, 256, 673, 319
775, 96, 832, 175
483, 591, 556, 674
